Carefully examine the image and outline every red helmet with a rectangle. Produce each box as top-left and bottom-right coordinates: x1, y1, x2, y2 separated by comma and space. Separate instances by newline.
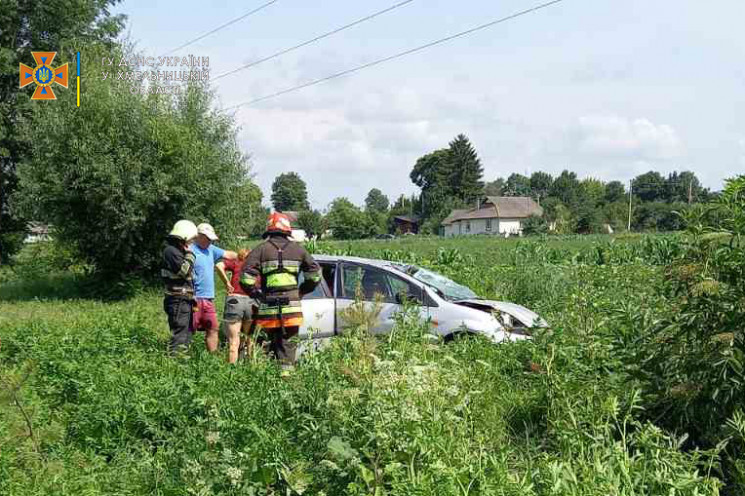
266, 212, 292, 235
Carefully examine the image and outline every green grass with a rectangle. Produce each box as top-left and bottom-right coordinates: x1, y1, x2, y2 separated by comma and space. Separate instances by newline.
0, 236, 726, 495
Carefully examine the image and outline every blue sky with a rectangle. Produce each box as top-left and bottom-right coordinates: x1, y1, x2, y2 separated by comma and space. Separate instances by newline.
116, 0, 745, 209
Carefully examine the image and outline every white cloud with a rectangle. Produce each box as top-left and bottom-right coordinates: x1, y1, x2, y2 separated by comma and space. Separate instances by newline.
572, 116, 683, 160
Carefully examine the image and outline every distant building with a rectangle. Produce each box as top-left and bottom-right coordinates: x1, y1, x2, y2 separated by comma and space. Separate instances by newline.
442, 197, 543, 236
24, 222, 52, 243
392, 215, 420, 234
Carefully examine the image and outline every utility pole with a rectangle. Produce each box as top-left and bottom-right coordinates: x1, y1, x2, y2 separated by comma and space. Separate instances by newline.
688, 180, 693, 204
627, 179, 633, 232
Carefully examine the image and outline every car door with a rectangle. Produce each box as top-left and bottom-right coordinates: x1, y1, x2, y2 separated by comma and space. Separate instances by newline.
298, 269, 336, 339
336, 262, 430, 335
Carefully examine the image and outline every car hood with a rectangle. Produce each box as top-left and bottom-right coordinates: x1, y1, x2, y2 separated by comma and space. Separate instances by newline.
454, 299, 549, 328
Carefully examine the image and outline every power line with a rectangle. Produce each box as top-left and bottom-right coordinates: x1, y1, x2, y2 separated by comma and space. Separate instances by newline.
225, 0, 565, 111
164, 0, 280, 56
213, 0, 417, 83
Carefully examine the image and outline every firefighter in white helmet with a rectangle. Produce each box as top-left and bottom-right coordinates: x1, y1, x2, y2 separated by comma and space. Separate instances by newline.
162, 220, 198, 354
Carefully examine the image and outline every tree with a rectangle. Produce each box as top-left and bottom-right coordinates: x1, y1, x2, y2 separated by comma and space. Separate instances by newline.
447, 134, 484, 204
575, 202, 604, 234
550, 170, 581, 209
212, 180, 264, 242
633, 171, 665, 202
529, 172, 554, 201
325, 198, 374, 240
522, 215, 548, 236
665, 171, 702, 203
0, 0, 125, 263
271, 172, 309, 212
410, 149, 458, 223
578, 178, 606, 207
602, 201, 630, 232
364, 188, 389, 213
410, 149, 450, 191
296, 209, 325, 237
15, 49, 250, 281
484, 178, 505, 196
505, 173, 531, 197
605, 181, 627, 203
542, 198, 573, 234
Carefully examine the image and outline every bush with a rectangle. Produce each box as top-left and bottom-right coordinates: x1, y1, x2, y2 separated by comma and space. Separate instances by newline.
14, 46, 258, 281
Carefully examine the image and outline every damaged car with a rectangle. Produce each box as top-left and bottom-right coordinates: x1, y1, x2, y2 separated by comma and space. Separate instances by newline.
296, 255, 549, 344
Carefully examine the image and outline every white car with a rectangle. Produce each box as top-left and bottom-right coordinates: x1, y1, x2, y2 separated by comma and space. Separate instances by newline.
296, 255, 548, 344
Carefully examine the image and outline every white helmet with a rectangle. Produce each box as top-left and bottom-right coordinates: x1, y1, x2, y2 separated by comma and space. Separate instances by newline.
169, 220, 198, 242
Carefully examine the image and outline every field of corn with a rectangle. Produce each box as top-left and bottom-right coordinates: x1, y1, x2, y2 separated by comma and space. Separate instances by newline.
1, 231, 743, 495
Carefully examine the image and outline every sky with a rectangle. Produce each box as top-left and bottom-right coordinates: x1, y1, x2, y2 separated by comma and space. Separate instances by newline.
115, 0, 745, 210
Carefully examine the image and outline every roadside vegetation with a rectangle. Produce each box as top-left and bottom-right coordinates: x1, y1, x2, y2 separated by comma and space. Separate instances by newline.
2, 176, 743, 495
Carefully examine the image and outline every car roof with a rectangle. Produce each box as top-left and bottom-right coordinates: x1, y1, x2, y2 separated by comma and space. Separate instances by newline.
312, 254, 404, 269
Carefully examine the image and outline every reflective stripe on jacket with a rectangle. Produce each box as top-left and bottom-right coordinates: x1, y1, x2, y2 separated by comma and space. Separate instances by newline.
239, 235, 320, 328
162, 245, 196, 297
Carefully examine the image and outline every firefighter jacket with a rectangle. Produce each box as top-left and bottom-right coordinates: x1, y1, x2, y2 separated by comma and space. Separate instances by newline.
239, 234, 321, 328
162, 241, 196, 298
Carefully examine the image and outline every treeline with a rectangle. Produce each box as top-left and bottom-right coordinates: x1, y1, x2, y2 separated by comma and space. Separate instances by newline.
0, 0, 263, 281
487, 169, 714, 235
275, 134, 715, 238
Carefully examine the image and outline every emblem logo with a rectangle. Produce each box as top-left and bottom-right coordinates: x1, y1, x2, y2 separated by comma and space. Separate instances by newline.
19, 52, 69, 100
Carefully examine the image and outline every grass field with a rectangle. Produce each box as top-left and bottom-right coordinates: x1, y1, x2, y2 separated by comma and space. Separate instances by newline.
0, 234, 733, 495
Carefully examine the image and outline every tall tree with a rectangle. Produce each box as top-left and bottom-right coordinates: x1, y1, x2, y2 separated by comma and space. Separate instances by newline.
550, 170, 581, 208
296, 209, 325, 237
364, 188, 389, 213
271, 172, 309, 212
578, 178, 607, 207
410, 149, 455, 222
633, 171, 665, 202
410, 149, 451, 191
15, 54, 250, 280
505, 173, 531, 197
0, 0, 125, 263
326, 197, 374, 239
529, 172, 554, 201
447, 134, 484, 204
665, 171, 702, 203
605, 180, 627, 203
484, 178, 505, 196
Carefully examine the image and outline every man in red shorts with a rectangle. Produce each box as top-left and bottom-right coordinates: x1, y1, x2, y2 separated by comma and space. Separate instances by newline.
189, 223, 237, 352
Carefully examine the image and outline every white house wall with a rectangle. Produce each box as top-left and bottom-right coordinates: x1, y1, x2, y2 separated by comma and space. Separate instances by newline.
443, 218, 524, 236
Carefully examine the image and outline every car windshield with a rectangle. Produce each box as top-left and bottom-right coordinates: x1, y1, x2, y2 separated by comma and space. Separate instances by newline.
394, 264, 477, 301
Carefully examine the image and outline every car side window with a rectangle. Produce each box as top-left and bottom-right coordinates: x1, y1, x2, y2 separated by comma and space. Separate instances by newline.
341, 264, 393, 302
298, 271, 328, 300
386, 274, 422, 304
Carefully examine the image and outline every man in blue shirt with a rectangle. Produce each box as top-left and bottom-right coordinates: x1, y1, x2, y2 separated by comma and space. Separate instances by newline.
190, 223, 237, 352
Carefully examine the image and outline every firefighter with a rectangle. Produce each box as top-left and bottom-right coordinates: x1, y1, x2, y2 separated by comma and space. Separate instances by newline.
239, 212, 321, 365
162, 220, 198, 354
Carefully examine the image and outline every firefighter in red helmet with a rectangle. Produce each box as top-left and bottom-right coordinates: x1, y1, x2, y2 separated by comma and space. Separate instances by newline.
240, 212, 321, 365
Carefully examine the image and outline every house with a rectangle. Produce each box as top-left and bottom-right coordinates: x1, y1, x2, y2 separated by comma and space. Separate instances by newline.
24, 222, 52, 243
441, 197, 543, 236
392, 215, 420, 234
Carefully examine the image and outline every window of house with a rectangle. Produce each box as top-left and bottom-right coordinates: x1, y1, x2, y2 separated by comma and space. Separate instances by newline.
486, 219, 492, 231
466, 221, 471, 233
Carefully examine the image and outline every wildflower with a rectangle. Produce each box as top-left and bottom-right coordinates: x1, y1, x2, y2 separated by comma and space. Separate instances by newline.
692, 279, 722, 297
225, 466, 243, 486
205, 431, 220, 445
